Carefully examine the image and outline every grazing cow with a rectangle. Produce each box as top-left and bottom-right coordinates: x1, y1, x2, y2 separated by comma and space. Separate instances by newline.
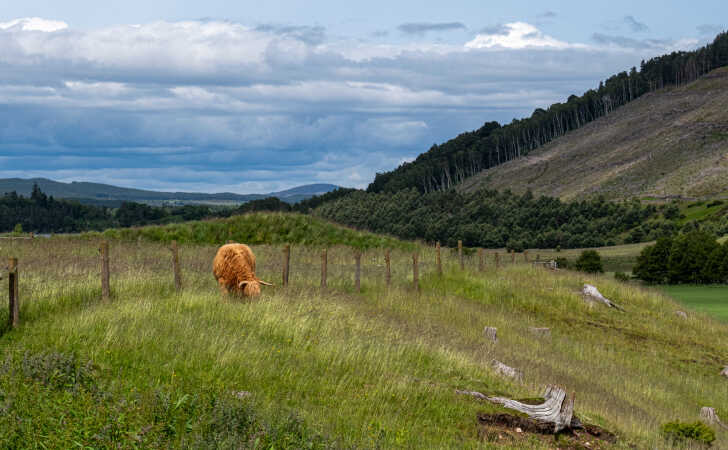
213, 243, 272, 297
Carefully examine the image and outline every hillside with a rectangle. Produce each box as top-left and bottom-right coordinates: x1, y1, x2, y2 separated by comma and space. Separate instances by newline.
460, 67, 728, 200
0, 178, 339, 206
1, 233, 727, 448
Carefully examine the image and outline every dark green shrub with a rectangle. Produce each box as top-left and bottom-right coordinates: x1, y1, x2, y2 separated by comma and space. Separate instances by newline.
660, 421, 715, 446
614, 272, 630, 282
574, 250, 604, 273
633, 237, 673, 284
554, 257, 569, 269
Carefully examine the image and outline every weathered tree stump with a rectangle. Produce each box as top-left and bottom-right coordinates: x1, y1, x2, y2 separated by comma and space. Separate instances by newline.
483, 326, 498, 343
529, 327, 551, 338
582, 284, 624, 311
456, 385, 575, 433
491, 360, 523, 381
701, 407, 728, 430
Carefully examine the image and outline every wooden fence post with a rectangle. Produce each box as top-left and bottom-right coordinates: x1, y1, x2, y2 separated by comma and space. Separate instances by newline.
354, 250, 361, 293
511, 250, 515, 264
321, 249, 327, 289
171, 240, 182, 293
412, 253, 419, 291
282, 244, 290, 287
8, 258, 18, 329
436, 241, 442, 275
524, 250, 529, 263
385, 249, 391, 288
495, 252, 500, 269
478, 248, 484, 272
100, 241, 110, 301
458, 240, 464, 270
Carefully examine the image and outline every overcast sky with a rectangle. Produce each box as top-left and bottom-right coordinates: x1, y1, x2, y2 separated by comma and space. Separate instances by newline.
0, 1, 725, 193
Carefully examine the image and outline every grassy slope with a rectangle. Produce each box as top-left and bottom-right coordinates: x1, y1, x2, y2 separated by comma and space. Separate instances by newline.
1, 237, 728, 448
90, 212, 412, 250
660, 285, 728, 322
460, 67, 728, 201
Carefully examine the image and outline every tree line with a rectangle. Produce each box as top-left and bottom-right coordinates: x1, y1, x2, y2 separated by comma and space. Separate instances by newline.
367, 31, 728, 194
313, 188, 663, 249
633, 231, 728, 284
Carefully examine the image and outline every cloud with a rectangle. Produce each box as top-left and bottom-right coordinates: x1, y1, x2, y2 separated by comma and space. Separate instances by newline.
466, 22, 576, 49
591, 33, 698, 51
254, 24, 326, 45
0, 17, 68, 32
0, 18, 704, 193
397, 22, 466, 35
624, 16, 648, 33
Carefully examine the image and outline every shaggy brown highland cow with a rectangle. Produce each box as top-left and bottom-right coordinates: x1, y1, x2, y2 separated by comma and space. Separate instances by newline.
213, 243, 273, 297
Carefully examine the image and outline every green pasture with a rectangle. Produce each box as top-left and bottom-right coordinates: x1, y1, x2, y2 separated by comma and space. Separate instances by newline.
660, 285, 728, 322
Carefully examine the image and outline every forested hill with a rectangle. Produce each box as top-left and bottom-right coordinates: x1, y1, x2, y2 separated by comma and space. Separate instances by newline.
367, 31, 728, 194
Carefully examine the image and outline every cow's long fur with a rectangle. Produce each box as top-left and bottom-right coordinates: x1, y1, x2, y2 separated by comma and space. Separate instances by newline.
212, 243, 269, 297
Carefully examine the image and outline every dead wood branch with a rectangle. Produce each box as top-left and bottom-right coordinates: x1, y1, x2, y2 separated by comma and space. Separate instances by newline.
701, 407, 728, 430
457, 385, 576, 433
582, 284, 624, 311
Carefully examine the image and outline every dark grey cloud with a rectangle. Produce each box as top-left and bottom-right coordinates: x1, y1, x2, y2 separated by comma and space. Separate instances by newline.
397, 22, 466, 35
591, 33, 674, 49
624, 15, 648, 33
254, 24, 326, 45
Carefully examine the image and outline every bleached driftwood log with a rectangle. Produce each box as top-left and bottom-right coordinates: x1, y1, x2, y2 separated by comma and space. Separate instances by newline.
582, 284, 624, 311
529, 327, 551, 338
491, 360, 523, 381
701, 407, 728, 430
456, 385, 575, 433
483, 326, 498, 343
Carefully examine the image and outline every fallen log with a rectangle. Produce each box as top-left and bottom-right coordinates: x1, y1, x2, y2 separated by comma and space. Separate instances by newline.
582, 284, 624, 311
457, 385, 576, 433
700, 407, 728, 430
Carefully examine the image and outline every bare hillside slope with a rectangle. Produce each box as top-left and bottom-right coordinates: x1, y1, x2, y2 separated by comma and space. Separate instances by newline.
460, 67, 728, 200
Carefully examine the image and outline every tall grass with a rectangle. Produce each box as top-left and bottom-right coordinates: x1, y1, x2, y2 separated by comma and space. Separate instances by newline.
0, 236, 727, 448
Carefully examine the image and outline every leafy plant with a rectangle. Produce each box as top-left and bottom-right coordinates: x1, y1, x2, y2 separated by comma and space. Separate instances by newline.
660, 421, 715, 446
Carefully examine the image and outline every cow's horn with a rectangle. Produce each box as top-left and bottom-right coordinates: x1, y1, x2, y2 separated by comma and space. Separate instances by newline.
257, 279, 274, 286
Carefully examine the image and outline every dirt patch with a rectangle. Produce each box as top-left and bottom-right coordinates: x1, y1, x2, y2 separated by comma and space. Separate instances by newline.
477, 413, 617, 449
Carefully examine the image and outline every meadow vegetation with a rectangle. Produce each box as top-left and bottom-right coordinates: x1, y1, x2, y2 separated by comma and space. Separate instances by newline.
1, 229, 727, 448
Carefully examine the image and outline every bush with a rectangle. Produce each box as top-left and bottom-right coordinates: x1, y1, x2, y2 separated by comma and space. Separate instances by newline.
614, 272, 630, 282
554, 257, 569, 269
660, 421, 715, 446
574, 250, 604, 273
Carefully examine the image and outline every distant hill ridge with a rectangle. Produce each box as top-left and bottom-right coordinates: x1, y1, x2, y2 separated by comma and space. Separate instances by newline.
0, 178, 339, 205
367, 31, 728, 196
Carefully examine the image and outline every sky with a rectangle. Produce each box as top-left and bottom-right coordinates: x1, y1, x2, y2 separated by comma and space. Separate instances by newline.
0, 1, 726, 194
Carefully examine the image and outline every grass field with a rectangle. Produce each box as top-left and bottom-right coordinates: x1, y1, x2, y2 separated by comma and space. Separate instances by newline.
1, 228, 727, 448
660, 285, 728, 322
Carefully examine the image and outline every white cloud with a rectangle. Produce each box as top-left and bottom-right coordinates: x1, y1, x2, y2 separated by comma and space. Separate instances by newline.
0, 17, 68, 32
466, 22, 580, 50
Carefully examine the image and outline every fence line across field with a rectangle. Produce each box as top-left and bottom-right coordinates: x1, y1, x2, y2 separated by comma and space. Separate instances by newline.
4, 240, 546, 327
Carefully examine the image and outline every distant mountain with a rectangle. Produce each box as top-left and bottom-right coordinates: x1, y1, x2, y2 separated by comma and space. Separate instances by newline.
0, 178, 340, 206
